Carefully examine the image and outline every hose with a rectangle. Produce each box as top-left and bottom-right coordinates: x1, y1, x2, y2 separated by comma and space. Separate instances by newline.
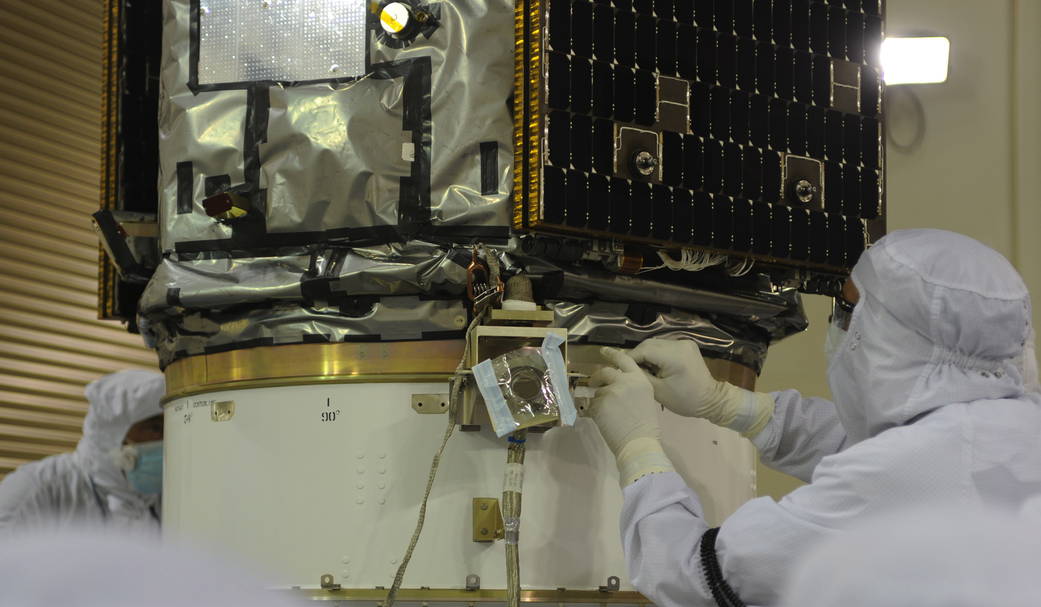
502, 431, 527, 607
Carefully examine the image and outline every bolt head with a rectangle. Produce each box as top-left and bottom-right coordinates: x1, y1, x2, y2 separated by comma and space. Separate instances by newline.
633, 150, 659, 176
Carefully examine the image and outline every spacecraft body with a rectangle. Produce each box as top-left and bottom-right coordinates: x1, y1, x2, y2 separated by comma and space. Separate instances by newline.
96, 0, 883, 602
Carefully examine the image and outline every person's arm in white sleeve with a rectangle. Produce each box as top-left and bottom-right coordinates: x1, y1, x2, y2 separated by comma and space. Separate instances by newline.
620, 433, 883, 607
750, 390, 848, 482
0, 464, 50, 533
629, 339, 848, 482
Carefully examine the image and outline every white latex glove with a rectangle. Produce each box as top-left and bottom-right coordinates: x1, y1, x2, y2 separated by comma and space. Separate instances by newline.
629, 338, 774, 437
590, 347, 674, 486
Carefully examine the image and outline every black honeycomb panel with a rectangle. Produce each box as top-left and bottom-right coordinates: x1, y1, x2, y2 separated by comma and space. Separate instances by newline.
588, 173, 610, 230
733, 198, 753, 252
791, 0, 810, 51
657, 20, 677, 75
543, 166, 566, 225
675, 0, 694, 24
682, 135, 704, 190
591, 118, 614, 174
731, 89, 750, 145
549, 0, 570, 53
662, 132, 684, 186
609, 178, 631, 234
564, 169, 589, 227
636, 15, 656, 70
634, 69, 657, 125
548, 110, 569, 167
673, 188, 694, 243
652, 184, 672, 240
842, 164, 861, 217
696, 28, 716, 84
736, 38, 756, 92
752, 201, 772, 255
570, 57, 592, 114
691, 81, 711, 136
717, 35, 737, 89
571, 1, 593, 58
712, 195, 733, 249
693, 0, 712, 28
734, 0, 753, 37
692, 191, 713, 246
630, 181, 652, 236
532, 0, 884, 272
591, 60, 613, 118
654, 0, 674, 23
570, 113, 593, 172
592, 4, 613, 62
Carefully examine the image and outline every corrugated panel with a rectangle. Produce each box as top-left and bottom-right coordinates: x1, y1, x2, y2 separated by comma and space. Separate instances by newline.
0, 0, 158, 480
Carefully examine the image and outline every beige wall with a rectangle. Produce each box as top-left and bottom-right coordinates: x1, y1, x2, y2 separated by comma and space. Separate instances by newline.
756, 0, 1041, 500
0, 0, 157, 480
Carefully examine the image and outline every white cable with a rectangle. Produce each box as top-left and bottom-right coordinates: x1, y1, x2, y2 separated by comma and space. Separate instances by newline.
644, 249, 726, 273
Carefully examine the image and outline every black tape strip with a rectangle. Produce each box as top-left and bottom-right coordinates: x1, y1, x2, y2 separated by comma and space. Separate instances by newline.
342, 334, 381, 342
203, 338, 276, 355
421, 330, 466, 341
166, 288, 181, 306
176, 161, 194, 214
398, 57, 433, 232
187, 0, 201, 93
480, 141, 498, 195
173, 225, 509, 256
301, 334, 333, 344
204, 175, 231, 196
242, 85, 269, 197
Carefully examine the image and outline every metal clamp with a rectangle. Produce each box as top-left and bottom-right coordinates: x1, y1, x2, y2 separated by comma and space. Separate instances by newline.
320, 574, 342, 591
598, 576, 621, 593
473, 498, 505, 542
465, 574, 481, 591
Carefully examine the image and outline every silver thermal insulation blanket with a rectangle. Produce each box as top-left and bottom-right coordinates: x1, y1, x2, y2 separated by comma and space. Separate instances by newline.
143, 0, 808, 371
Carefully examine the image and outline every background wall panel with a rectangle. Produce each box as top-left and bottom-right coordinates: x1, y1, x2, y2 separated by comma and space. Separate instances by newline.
0, 0, 157, 480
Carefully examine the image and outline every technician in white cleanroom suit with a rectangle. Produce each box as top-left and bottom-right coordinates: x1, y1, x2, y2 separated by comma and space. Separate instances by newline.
589, 229, 1041, 607
0, 370, 166, 533
780, 503, 1041, 607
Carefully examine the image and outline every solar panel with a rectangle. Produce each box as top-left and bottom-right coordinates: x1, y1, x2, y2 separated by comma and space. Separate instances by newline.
514, 0, 885, 274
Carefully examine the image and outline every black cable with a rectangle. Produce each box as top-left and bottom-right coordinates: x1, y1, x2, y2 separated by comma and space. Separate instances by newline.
699, 527, 746, 607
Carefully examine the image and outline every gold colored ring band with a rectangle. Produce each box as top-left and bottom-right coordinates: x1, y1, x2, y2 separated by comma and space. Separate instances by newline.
287, 587, 650, 604
163, 340, 466, 403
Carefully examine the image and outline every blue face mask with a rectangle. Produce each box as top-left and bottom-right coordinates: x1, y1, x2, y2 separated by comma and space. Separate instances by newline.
125, 441, 163, 495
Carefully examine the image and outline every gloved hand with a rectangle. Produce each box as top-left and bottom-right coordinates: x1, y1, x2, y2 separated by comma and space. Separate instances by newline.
590, 347, 674, 486
629, 339, 775, 437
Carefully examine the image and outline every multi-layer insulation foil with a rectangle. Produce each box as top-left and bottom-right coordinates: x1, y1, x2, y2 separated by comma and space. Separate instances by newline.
142, 0, 819, 370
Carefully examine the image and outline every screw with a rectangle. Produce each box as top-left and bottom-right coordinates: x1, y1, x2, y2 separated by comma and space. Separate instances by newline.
794, 179, 818, 204
480, 503, 489, 511
481, 528, 489, 536
633, 150, 659, 177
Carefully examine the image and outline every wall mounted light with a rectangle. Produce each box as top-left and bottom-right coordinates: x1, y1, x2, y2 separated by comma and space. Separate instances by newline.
881, 37, 951, 85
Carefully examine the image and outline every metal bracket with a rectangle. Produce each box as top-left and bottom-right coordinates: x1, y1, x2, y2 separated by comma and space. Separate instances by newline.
598, 576, 621, 593
412, 393, 450, 414
472, 498, 504, 542
319, 574, 341, 591
211, 400, 235, 422
465, 574, 481, 591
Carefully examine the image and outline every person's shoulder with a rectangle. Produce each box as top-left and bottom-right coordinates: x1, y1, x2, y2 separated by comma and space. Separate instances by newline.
0, 454, 77, 506
810, 414, 964, 497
